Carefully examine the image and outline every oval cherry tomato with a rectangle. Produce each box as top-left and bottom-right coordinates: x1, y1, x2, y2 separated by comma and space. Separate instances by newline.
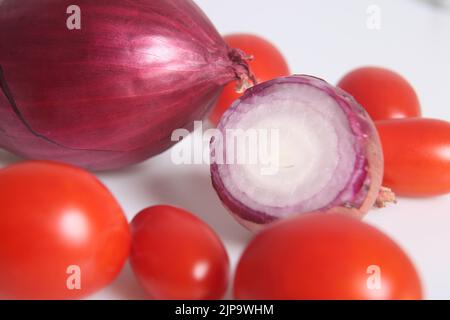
0, 161, 130, 299
209, 34, 290, 125
130, 205, 229, 300
338, 67, 421, 121
234, 214, 422, 300
376, 118, 450, 197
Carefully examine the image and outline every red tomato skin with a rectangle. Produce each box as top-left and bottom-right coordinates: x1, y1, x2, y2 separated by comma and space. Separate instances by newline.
0, 161, 130, 299
234, 214, 422, 300
209, 34, 290, 125
338, 67, 421, 121
130, 205, 229, 300
376, 118, 450, 197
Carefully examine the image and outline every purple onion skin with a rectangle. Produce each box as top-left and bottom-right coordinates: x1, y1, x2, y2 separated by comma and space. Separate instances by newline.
0, 0, 250, 170
211, 75, 384, 231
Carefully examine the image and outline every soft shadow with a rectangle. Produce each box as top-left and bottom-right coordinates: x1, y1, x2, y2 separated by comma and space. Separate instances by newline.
143, 168, 252, 246
417, 0, 450, 10
96, 161, 151, 179
0, 149, 23, 167
100, 262, 148, 300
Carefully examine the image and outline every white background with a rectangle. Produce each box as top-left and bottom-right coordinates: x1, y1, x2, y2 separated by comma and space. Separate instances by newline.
1, 0, 450, 299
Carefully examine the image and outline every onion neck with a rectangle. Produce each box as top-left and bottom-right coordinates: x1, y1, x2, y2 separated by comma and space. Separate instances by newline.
228, 48, 256, 93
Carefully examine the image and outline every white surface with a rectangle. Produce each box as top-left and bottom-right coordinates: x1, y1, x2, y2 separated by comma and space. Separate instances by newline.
1, 0, 450, 299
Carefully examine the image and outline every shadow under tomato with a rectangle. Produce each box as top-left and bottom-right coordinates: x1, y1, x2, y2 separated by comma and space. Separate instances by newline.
90, 262, 149, 300
0, 149, 23, 168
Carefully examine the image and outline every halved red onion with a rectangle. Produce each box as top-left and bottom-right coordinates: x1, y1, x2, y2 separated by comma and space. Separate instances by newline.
210, 75, 384, 230
0, 0, 252, 170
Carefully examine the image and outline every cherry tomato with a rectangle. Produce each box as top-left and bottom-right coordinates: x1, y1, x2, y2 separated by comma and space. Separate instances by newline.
0, 161, 130, 299
130, 205, 229, 300
209, 34, 290, 125
376, 118, 450, 197
234, 214, 422, 300
338, 67, 421, 121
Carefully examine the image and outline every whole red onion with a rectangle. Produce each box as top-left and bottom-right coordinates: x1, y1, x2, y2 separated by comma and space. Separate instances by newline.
0, 0, 251, 170
211, 75, 387, 231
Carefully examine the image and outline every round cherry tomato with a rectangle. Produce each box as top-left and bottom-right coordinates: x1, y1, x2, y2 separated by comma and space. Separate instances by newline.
0, 161, 130, 299
338, 67, 421, 121
376, 118, 450, 197
234, 214, 422, 300
130, 205, 229, 300
209, 34, 290, 125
